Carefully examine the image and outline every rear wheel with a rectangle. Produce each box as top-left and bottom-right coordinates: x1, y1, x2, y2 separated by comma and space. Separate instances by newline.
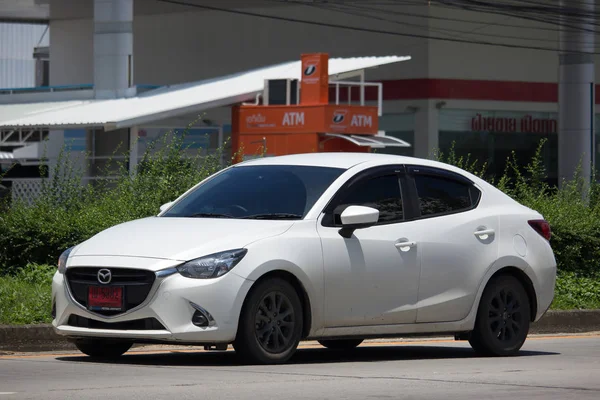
318, 339, 363, 350
233, 277, 303, 364
74, 339, 133, 358
469, 274, 531, 356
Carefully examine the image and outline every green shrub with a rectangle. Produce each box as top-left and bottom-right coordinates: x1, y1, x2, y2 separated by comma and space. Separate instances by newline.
0, 125, 234, 274
1, 128, 600, 281
435, 139, 600, 277
1, 131, 600, 325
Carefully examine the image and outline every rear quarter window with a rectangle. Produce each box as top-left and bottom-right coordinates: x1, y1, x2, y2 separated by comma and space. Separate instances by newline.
413, 174, 480, 217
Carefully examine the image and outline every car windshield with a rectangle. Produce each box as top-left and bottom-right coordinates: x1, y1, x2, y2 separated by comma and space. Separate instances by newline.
161, 164, 345, 220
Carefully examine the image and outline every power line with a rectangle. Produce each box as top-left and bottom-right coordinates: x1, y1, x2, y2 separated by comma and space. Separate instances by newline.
437, 1, 598, 33
258, 0, 600, 34
275, 0, 600, 49
267, 0, 600, 43
156, 0, 600, 54
431, 0, 599, 33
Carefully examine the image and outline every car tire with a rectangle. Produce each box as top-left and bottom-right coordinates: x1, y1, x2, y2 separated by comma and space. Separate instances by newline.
74, 339, 133, 358
469, 274, 531, 357
234, 277, 303, 365
318, 339, 364, 350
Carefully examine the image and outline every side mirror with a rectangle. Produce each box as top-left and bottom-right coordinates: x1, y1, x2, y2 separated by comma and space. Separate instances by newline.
159, 201, 174, 213
338, 205, 379, 238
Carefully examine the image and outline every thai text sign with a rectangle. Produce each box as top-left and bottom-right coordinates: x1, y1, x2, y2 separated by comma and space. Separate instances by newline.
238, 105, 379, 135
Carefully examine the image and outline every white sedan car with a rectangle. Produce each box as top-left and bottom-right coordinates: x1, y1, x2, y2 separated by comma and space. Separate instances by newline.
51, 153, 556, 364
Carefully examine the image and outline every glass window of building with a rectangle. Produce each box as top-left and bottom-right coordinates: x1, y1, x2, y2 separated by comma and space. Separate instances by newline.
376, 113, 415, 157
438, 110, 559, 187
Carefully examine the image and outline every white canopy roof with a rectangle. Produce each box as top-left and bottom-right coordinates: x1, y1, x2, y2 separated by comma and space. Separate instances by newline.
321, 133, 411, 149
0, 55, 410, 131
0, 101, 93, 126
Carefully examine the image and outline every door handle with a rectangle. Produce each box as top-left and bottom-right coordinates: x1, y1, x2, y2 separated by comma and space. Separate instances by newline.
474, 228, 495, 240
395, 240, 416, 252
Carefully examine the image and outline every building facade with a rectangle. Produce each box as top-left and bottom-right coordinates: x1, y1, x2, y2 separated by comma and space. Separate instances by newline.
0, 0, 598, 190
0, 22, 49, 89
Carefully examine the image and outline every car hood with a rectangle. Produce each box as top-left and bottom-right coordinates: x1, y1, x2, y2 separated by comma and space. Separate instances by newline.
71, 217, 295, 261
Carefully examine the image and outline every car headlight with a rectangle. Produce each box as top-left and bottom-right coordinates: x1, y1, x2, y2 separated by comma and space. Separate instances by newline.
176, 249, 248, 279
58, 246, 75, 274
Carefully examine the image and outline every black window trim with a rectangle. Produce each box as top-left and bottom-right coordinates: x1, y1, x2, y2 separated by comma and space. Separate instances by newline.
320, 164, 417, 228
405, 164, 482, 220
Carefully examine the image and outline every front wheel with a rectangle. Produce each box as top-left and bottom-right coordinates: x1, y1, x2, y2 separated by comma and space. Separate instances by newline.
469, 274, 531, 356
74, 339, 133, 358
233, 277, 303, 364
318, 339, 364, 350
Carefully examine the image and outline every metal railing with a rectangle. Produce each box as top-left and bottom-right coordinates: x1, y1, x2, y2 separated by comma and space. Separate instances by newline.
0, 83, 162, 95
0, 84, 94, 95
329, 80, 384, 116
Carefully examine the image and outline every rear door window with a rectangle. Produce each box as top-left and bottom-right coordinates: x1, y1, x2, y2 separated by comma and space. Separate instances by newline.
410, 169, 480, 218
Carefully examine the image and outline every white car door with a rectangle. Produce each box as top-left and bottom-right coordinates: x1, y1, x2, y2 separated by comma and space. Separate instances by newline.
317, 166, 421, 327
405, 165, 500, 324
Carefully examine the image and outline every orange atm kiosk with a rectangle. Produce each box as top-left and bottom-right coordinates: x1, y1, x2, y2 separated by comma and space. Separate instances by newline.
231, 53, 405, 162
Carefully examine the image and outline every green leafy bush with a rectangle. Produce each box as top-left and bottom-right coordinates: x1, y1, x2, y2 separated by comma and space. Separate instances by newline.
435, 139, 600, 277
1, 130, 599, 284
0, 127, 232, 274
1, 132, 600, 327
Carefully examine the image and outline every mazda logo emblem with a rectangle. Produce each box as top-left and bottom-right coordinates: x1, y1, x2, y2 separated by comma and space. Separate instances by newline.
97, 269, 112, 284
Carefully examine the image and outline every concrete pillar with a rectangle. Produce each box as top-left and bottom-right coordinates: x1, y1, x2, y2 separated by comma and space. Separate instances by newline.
413, 100, 439, 159
93, 0, 133, 99
558, 0, 595, 187
89, 0, 134, 183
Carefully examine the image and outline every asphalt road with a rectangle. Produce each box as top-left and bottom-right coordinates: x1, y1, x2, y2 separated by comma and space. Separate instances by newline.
0, 334, 599, 399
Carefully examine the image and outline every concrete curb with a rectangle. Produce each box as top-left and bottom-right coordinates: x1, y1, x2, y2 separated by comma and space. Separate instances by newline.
529, 309, 600, 334
1, 310, 599, 353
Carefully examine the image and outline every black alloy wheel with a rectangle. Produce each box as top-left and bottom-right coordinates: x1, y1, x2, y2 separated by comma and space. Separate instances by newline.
254, 291, 297, 354
234, 277, 303, 364
469, 274, 531, 356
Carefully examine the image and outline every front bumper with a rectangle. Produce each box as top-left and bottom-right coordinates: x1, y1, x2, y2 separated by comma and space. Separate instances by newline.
52, 264, 254, 344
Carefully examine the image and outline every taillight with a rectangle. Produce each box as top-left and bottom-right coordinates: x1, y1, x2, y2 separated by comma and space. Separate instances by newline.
528, 219, 551, 241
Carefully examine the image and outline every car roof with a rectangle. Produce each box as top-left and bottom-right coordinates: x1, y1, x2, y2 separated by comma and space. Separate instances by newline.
237, 152, 501, 192
236, 152, 522, 211
237, 152, 460, 171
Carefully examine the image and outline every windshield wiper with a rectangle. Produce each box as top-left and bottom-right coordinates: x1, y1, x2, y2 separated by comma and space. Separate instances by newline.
189, 212, 234, 219
241, 213, 303, 220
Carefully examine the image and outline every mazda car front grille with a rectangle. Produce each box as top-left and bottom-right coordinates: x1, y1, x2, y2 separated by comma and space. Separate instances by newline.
65, 267, 156, 316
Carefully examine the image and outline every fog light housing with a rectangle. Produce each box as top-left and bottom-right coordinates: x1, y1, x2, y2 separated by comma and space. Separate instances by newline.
190, 302, 216, 328
192, 312, 208, 327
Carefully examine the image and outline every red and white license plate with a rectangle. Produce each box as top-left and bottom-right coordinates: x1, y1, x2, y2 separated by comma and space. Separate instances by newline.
88, 286, 124, 311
